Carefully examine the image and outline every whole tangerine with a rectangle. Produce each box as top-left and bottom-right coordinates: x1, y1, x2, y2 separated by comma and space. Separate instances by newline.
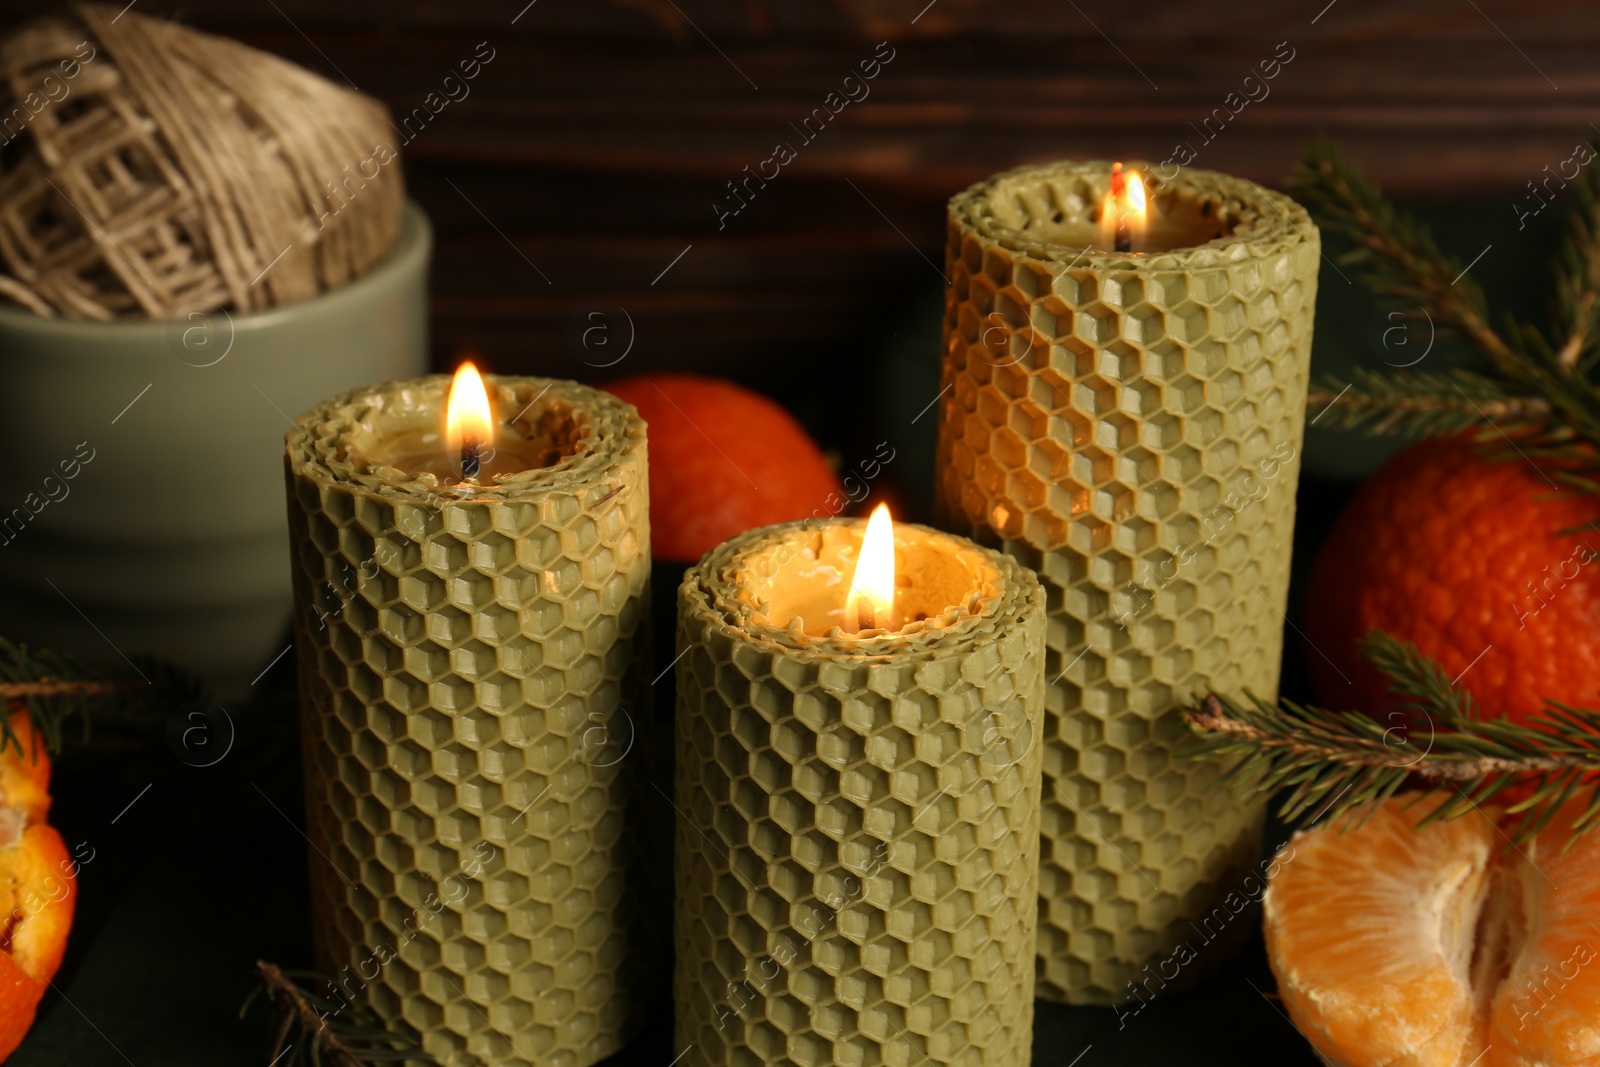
604, 374, 842, 564
1304, 434, 1600, 723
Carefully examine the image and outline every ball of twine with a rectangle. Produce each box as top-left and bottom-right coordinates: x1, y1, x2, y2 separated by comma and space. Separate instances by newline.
0, 3, 404, 321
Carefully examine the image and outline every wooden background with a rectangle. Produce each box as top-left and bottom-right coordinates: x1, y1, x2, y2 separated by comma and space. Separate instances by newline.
4, 0, 1596, 401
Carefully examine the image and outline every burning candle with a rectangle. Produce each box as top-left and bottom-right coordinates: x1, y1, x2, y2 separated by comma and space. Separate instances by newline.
845, 502, 896, 633
725, 505, 998, 641
673, 514, 1047, 1067
362, 360, 572, 482
992, 159, 1242, 258
935, 160, 1320, 1005
446, 361, 490, 479
284, 370, 651, 1066
1098, 161, 1148, 253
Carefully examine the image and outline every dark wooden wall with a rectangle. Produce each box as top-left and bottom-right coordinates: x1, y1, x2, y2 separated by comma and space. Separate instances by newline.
5, 0, 1597, 402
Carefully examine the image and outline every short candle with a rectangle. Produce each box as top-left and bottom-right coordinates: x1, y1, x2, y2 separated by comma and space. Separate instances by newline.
673, 514, 1047, 1067
732, 504, 996, 638
354, 367, 582, 482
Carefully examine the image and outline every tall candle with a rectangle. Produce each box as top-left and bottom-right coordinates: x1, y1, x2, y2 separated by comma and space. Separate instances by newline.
935, 161, 1320, 1005
674, 515, 1045, 1067
285, 372, 650, 1067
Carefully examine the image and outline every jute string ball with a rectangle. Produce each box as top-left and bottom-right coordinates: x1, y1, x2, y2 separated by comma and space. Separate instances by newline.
0, 3, 403, 320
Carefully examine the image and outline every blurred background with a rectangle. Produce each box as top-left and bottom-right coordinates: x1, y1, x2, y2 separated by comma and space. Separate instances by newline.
3, 0, 1589, 500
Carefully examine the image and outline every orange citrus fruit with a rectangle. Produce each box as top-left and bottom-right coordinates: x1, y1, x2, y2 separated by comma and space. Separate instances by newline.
0, 710, 74, 1061
1265, 794, 1600, 1067
0, 714, 49, 829
1304, 435, 1600, 723
605, 374, 841, 563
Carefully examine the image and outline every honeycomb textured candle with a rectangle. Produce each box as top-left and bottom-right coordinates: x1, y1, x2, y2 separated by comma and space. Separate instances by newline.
674, 520, 1046, 1067
285, 375, 649, 1067
934, 162, 1319, 1004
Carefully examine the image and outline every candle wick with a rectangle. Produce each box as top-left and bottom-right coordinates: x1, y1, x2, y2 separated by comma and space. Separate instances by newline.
856, 600, 876, 632
461, 436, 481, 481
1109, 160, 1134, 253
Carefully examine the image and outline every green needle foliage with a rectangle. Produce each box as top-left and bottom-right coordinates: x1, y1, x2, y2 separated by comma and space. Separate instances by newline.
1191, 140, 1600, 844
0, 636, 197, 756
1292, 138, 1600, 471
244, 962, 437, 1067
1307, 367, 1552, 437
1186, 632, 1600, 846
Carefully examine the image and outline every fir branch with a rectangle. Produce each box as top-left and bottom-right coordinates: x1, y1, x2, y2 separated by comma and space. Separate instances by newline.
0, 637, 199, 756
1291, 141, 1517, 376
1232, 140, 1600, 846
1359, 630, 1474, 716
1307, 368, 1550, 437
0, 680, 120, 700
244, 962, 436, 1067
1554, 139, 1600, 370
1293, 139, 1600, 461
1185, 632, 1600, 845
1500, 317, 1600, 447
1186, 696, 1581, 781
1470, 433, 1600, 500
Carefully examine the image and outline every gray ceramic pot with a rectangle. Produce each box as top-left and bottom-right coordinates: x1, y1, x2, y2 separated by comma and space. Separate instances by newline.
0, 202, 431, 696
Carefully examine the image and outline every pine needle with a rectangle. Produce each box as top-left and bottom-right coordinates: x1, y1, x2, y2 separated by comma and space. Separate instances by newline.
1306, 369, 1549, 437
0, 636, 199, 757
245, 962, 437, 1067
1185, 632, 1600, 846
1290, 138, 1600, 468
1553, 140, 1600, 370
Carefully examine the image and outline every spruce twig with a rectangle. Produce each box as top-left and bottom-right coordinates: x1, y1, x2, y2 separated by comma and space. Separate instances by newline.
1292, 141, 1518, 374
0, 636, 199, 756
1554, 140, 1600, 370
244, 962, 437, 1067
1233, 139, 1600, 849
1290, 139, 1600, 465
1185, 632, 1600, 846
1306, 368, 1550, 437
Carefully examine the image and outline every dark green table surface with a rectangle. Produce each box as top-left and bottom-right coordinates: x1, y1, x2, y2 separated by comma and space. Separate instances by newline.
12, 758, 1321, 1065
7, 669, 1324, 1066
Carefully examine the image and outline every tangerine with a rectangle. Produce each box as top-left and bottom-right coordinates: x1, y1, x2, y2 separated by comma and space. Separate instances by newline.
1304, 435, 1600, 723
1265, 794, 1600, 1067
0, 710, 74, 1061
605, 374, 841, 563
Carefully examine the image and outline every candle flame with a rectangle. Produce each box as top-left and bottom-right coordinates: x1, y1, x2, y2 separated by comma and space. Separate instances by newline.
847, 503, 896, 632
446, 360, 493, 459
1127, 169, 1147, 217
1099, 162, 1150, 252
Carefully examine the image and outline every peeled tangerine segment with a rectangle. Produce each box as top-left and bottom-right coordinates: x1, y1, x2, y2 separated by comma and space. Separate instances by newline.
1488, 800, 1600, 1067
1264, 795, 1600, 1067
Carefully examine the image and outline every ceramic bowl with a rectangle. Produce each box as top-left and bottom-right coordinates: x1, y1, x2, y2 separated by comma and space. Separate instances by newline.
0, 202, 432, 696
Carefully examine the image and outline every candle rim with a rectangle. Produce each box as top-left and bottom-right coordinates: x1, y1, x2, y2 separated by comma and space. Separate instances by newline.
683, 517, 1043, 660
953, 160, 1317, 271
287, 373, 646, 506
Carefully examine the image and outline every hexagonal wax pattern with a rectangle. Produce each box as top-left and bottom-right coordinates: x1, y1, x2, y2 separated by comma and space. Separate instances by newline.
674, 524, 1047, 1067
936, 163, 1318, 1005
287, 377, 651, 1067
